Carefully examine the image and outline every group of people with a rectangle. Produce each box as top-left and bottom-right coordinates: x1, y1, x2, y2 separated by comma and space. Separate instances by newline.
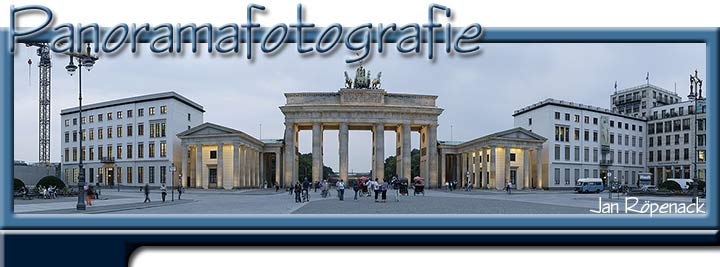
142, 183, 183, 203
291, 177, 412, 203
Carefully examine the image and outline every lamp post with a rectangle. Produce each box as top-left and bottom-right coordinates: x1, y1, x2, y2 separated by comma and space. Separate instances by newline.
66, 43, 97, 210
170, 163, 176, 201
688, 70, 703, 203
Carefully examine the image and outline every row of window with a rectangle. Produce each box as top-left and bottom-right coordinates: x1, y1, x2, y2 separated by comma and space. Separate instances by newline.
648, 166, 705, 180
64, 106, 172, 126
64, 165, 168, 185
63, 142, 167, 162
647, 119, 696, 134
552, 112, 643, 132
648, 149, 706, 163
553, 145, 643, 166
64, 122, 166, 143
554, 125, 644, 148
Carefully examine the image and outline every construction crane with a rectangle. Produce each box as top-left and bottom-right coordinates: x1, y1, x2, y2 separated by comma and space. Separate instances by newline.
26, 43, 51, 165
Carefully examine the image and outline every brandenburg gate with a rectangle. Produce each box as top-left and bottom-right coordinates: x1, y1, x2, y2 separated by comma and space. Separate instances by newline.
280, 67, 444, 187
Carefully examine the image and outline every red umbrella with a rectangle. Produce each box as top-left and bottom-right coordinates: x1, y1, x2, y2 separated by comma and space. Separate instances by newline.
359, 176, 369, 181
413, 176, 425, 181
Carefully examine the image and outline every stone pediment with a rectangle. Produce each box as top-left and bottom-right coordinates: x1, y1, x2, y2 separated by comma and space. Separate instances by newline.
492, 127, 546, 142
177, 122, 241, 137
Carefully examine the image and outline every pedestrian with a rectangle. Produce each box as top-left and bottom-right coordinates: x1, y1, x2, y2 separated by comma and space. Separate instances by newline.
177, 184, 183, 200
506, 181, 512, 194
302, 179, 311, 202
391, 176, 400, 202
352, 180, 360, 201
143, 183, 151, 203
336, 179, 345, 201
294, 182, 302, 203
275, 184, 280, 192
160, 183, 167, 202
85, 184, 94, 206
379, 181, 387, 202
95, 182, 101, 198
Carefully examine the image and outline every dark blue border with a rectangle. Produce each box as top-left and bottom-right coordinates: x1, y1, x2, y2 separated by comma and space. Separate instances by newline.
1, 28, 717, 231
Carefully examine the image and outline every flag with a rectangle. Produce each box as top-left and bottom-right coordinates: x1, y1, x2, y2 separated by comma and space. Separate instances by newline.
646, 72, 649, 81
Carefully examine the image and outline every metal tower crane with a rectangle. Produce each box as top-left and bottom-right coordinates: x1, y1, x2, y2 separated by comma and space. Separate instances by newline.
27, 43, 52, 164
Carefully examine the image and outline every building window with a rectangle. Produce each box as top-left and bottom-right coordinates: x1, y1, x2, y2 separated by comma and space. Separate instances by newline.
674, 134, 680, 145
127, 167, 133, 184
649, 137, 654, 147
639, 137, 643, 147
127, 125, 133, 137
639, 125, 643, 132
583, 147, 589, 162
684, 133, 689, 144
117, 125, 123, 137
160, 105, 167, 114
210, 150, 218, 159
98, 128, 103, 139
72, 148, 77, 161
665, 149, 671, 161
555, 126, 569, 142
89, 147, 94, 161
160, 166, 167, 184
149, 107, 156, 116
150, 124, 156, 138
107, 127, 113, 138
698, 135, 705, 146
573, 128, 579, 141
610, 120, 614, 127
665, 135, 671, 146
65, 131, 69, 143
674, 149, 680, 161
555, 112, 560, 120
160, 142, 167, 158
593, 117, 598, 125
593, 148, 598, 162
138, 167, 144, 184
618, 134, 622, 145
574, 115, 580, 122
639, 152, 643, 165
80, 147, 85, 161
584, 130, 589, 141
149, 166, 155, 184
127, 109, 133, 118
610, 134, 614, 144
149, 142, 155, 158
117, 111, 123, 119
98, 113, 103, 121
564, 168, 571, 185
528, 118, 532, 125
138, 143, 144, 158
107, 112, 112, 120
138, 123, 144, 136
593, 131, 598, 142
98, 147, 103, 159
127, 144, 133, 159
65, 119, 70, 126
64, 149, 69, 162
574, 169, 580, 185
584, 116, 589, 124
554, 168, 560, 185
657, 136, 662, 146
649, 151, 654, 162
618, 122, 622, 129
81, 117, 86, 125
554, 145, 560, 160
161, 122, 166, 137
73, 118, 77, 125
89, 129, 94, 140
593, 169, 598, 178
117, 145, 123, 159
188, 113, 192, 121
565, 113, 570, 121
574, 146, 579, 162
617, 150, 622, 164
564, 146, 570, 161
698, 150, 705, 162
72, 131, 77, 142
657, 150, 662, 162
138, 108, 145, 117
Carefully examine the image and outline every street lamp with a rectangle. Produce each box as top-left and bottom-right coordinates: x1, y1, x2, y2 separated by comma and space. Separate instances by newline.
66, 43, 98, 210
170, 163, 176, 201
688, 70, 703, 203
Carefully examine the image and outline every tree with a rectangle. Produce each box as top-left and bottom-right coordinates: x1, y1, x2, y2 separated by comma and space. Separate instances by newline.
384, 155, 397, 178
297, 153, 335, 181
411, 148, 420, 178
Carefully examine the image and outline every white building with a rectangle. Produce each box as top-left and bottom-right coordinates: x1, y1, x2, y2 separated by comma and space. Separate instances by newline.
610, 83, 682, 119
60, 92, 204, 187
513, 99, 646, 189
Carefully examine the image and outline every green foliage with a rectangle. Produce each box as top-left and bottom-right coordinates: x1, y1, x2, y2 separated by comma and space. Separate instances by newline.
13, 178, 25, 191
659, 180, 681, 191
297, 153, 335, 181
384, 155, 397, 178
36, 175, 66, 190
411, 148, 420, 178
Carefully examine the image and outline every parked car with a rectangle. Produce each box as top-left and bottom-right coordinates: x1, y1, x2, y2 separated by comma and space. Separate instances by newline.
575, 178, 604, 193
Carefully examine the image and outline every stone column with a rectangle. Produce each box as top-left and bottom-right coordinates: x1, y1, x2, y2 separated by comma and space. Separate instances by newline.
283, 123, 296, 187
428, 124, 438, 188
312, 123, 323, 182
455, 154, 461, 184
504, 146, 511, 189
181, 144, 188, 188
238, 145, 246, 188
196, 144, 205, 189
536, 148, 543, 189
339, 122, 349, 182
274, 150, 281, 186
217, 143, 224, 189
259, 151, 265, 188
481, 148, 488, 189
245, 147, 252, 187
256, 150, 262, 187
401, 123, 411, 179
440, 152, 446, 186
374, 123, 385, 182
460, 152, 467, 186
491, 146, 499, 190
474, 149, 481, 188
233, 143, 239, 188
521, 147, 529, 190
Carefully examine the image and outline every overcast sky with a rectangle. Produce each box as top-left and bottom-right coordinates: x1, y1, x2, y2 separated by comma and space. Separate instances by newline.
13, 43, 706, 172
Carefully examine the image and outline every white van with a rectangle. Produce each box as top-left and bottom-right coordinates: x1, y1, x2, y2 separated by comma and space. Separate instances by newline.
575, 178, 605, 193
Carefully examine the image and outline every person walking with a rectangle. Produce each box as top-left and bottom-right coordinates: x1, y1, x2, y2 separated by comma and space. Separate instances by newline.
336, 179, 345, 201
352, 180, 360, 201
160, 183, 167, 202
177, 184, 183, 200
85, 184, 94, 206
506, 181, 512, 194
369, 179, 380, 202
294, 182, 302, 203
143, 183, 151, 203
302, 179, 311, 202
391, 176, 400, 202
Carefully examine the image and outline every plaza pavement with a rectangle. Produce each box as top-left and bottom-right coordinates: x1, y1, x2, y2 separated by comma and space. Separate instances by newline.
13, 187, 706, 215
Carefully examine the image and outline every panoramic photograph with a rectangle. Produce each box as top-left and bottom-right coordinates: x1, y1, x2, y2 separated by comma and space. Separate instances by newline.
12, 43, 707, 215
